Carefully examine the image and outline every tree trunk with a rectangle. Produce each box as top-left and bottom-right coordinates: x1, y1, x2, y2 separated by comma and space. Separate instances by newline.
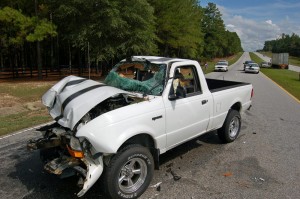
21, 45, 25, 74
56, 35, 59, 70
68, 42, 72, 72
50, 13, 54, 72
0, 51, 3, 72
35, 0, 42, 79
87, 42, 90, 79
95, 56, 99, 74
37, 41, 42, 79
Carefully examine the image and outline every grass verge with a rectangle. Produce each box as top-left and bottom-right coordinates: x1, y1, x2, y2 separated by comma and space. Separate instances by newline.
250, 52, 300, 101
0, 81, 54, 136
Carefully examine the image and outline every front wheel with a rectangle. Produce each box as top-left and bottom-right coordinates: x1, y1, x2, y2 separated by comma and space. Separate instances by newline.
104, 145, 154, 199
218, 109, 241, 143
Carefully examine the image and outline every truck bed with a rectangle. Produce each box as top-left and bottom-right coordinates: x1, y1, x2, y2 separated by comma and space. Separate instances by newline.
206, 78, 250, 93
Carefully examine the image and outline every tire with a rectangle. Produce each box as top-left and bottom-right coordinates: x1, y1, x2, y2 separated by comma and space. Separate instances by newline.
104, 145, 154, 199
217, 109, 241, 143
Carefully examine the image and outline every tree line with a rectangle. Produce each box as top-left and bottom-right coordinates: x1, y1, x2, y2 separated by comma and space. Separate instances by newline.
262, 33, 300, 57
0, 0, 242, 79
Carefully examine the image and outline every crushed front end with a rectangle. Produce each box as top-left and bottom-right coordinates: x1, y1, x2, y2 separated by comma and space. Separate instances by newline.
27, 122, 103, 197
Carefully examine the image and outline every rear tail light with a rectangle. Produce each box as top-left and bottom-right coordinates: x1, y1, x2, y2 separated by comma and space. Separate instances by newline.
251, 88, 254, 99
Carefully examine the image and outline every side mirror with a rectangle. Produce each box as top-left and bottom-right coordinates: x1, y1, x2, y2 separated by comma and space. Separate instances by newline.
168, 94, 178, 101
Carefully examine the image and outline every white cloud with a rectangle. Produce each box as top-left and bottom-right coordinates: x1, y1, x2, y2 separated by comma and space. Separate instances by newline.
226, 24, 235, 28
216, 5, 285, 52
265, 20, 275, 26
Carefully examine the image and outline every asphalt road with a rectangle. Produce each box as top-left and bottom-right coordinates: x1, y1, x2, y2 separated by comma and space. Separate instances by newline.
1, 52, 300, 199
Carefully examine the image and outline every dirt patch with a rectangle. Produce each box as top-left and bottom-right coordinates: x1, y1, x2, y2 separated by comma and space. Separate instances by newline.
0, 94, 21, 108
0, 94, 26, 116
25, 101, 44, 111
0, 106, 27, 116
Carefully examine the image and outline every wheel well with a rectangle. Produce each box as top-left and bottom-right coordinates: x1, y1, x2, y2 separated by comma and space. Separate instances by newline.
118, 134, 160, 169
231, 102, 241, 112
119, 134, 155, 150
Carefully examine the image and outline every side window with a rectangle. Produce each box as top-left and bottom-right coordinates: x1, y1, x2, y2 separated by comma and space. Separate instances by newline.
169, 65, 201, 99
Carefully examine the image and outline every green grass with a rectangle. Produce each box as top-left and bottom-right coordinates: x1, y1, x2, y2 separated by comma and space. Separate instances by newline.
250, 52, 300, 100
249, 52, 264, 64
260, 68, 300, 100
0, 82, 54, 136
0, 82, 52, 102
0, 111, 52, 136
289, 56, 300, 66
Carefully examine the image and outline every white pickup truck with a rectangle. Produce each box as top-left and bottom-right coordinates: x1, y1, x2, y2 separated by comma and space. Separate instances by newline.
28, 56, 253, 199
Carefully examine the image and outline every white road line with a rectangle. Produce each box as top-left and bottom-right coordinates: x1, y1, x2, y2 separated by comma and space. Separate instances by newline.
0, 121, 54, 140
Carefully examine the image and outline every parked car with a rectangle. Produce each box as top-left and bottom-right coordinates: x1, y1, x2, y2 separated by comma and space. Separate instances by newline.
260, 61, 270, 68
243, 60, 255, 70
27, 56, 253, 199
214, 61, 228, 72
245, 63, 260, 74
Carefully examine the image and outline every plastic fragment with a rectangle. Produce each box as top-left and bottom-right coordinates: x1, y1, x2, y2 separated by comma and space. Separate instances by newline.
151, 182, 162, 188
223, 172, 233, 177
171, 170, 181, 181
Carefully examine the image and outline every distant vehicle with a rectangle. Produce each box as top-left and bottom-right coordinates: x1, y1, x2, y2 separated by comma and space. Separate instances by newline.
243, 60, 255, 70
260, 61, 270, 68
219, 60, 228, 65
245, 63, 260, 74
272, 53, 289, 69
214, 61, 228, 72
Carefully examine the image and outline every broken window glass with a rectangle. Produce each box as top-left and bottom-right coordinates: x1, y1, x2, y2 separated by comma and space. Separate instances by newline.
104, 58, 166, 96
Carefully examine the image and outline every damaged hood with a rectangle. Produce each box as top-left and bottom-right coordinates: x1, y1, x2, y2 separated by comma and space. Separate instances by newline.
42, 76, 130, 130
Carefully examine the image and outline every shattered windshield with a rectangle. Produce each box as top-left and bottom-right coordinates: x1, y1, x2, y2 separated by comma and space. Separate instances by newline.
104, 58, 166, 96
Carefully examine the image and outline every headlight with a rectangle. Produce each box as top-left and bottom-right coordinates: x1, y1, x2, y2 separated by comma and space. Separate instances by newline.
70, 137, 83, 151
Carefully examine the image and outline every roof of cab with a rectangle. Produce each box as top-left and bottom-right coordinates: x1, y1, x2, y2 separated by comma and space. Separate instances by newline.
121, 56, 191, 65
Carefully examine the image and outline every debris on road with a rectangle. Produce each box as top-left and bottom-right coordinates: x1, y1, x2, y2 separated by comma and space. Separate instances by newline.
170, 170, 181, 181
151, 182, 162, 191
223, 172, 233, 177
252, 177, 266, 184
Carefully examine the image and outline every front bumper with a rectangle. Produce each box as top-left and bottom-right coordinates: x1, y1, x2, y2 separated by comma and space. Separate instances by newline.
27, 125, 104, 197
215, 67, 227, 71
245, 69, 259, 73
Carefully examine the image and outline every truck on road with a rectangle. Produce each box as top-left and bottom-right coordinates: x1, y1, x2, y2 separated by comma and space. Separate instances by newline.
272, 53, 289, 69
28, 56, 253, 199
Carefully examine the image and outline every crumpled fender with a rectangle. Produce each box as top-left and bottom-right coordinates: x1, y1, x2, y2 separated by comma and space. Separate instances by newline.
77, 156, 104, 197
42, 76, 130, 130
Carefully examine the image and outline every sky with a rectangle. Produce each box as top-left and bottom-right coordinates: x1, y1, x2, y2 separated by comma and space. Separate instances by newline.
200, 0, 300, 52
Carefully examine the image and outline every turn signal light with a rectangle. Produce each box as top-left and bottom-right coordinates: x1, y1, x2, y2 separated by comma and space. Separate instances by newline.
67, 145, 84, 158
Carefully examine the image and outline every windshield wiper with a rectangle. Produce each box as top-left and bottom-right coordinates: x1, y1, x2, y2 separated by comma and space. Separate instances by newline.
143, 81, 163, 97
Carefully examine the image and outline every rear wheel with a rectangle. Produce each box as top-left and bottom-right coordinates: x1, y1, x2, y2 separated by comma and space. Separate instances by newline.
104, 145, 154, 199
218, 109, 241, 143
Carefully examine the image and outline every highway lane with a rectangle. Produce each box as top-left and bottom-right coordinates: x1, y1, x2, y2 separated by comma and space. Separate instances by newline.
0, 52, 300, 199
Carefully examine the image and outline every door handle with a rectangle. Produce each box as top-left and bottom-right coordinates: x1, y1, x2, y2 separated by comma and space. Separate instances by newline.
202, 100, 208, 105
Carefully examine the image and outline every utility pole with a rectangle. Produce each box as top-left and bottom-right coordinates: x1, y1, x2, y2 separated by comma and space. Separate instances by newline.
35, 0, 42, 79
